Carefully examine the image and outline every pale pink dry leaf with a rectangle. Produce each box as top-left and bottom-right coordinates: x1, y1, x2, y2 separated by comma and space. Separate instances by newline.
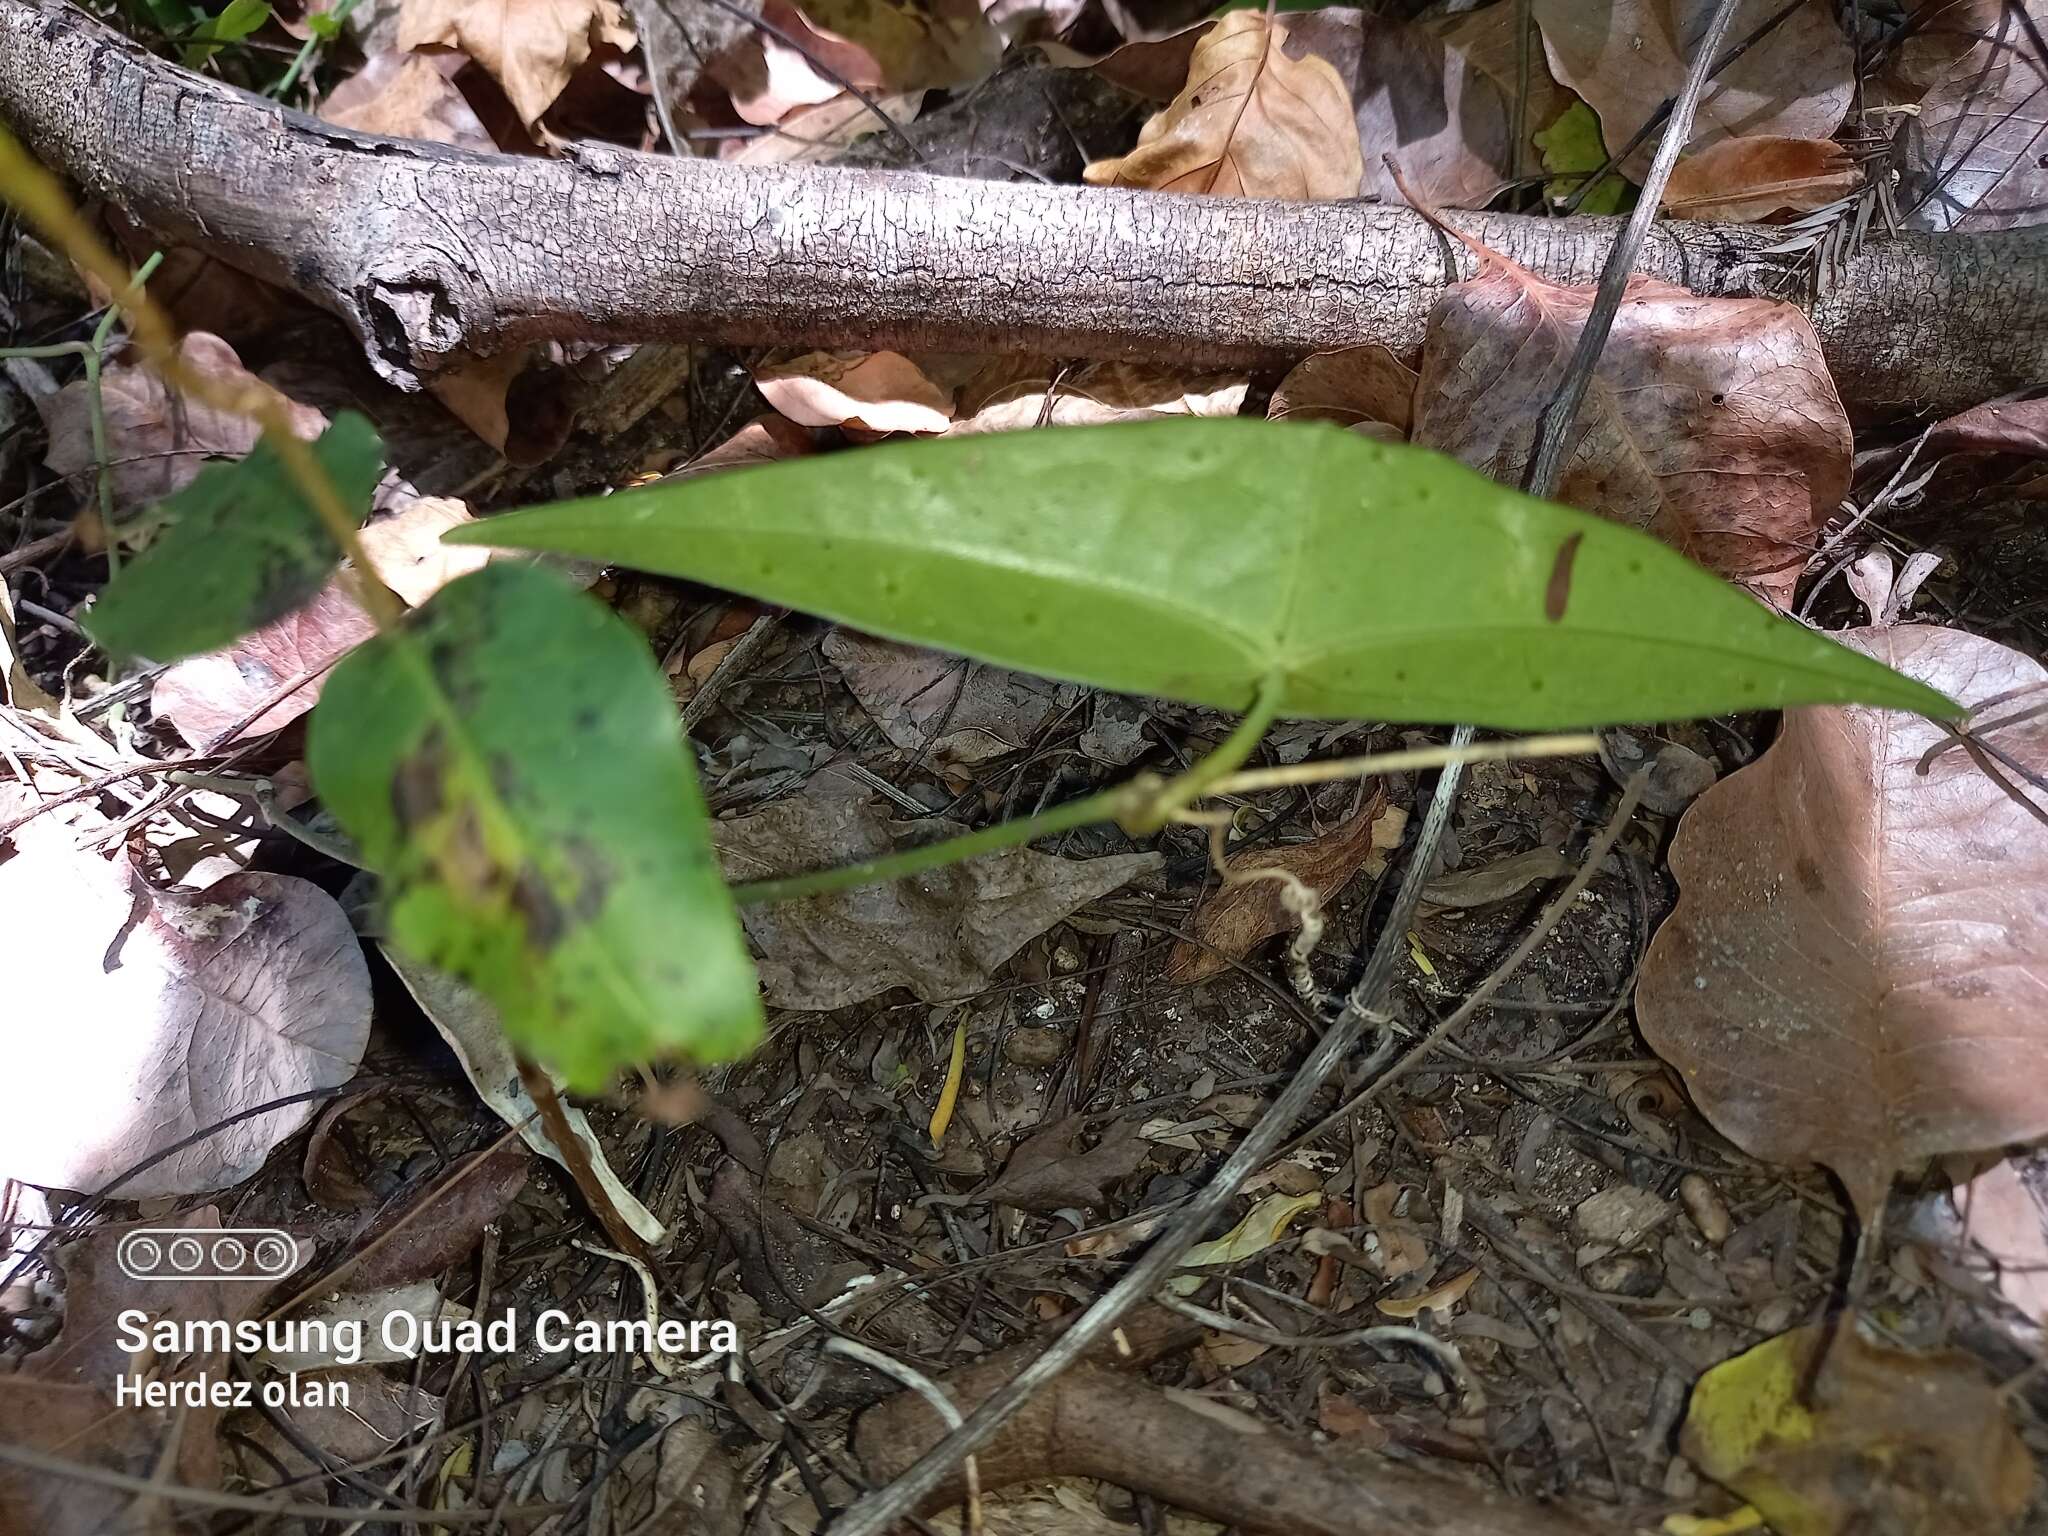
1661, 135, 1863, 221
1901, 0, 2048, 231
0, 836, 371, 1197
1928, 396, 2048, 459
1411, 248, 1850, 606
754, 350, 954, 433
38, 332, 326, 514
951, 357, 1247, 434
357, 494, 490, 606
396, 0, 636, 126
649, 413, 813, 477
1268, 344, 1416, 435
1639, 626, 2048, 1224
726, 88, 927, 162
712, 0, 884, 125
322, 48, 496, 146
1959, 1157, 2048, 1326
1084, 11, 1364, 199
712, 780, 1159, 1009
1531, 0, 1853, 173
0, 1209, 306, 1536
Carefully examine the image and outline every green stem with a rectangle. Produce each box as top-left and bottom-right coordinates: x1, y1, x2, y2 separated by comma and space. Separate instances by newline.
731, 785, 1139, 907
731, 677, 1289, 907
1119, 673, 1284, 834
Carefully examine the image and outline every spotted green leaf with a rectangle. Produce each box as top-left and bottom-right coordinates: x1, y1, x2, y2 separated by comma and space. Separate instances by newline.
448, 419, 1953, 728
89, 412, 380, 662
306, 561, 762, 1090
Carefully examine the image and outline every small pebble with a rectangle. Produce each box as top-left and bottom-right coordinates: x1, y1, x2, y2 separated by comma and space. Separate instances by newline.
1585, 1249, 1664, 1297
1003, 1025, 1066, 1067
1679, 1173, 1733, 1245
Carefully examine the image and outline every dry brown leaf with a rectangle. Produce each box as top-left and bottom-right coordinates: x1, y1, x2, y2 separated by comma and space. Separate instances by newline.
1421, 847, 1573, 910
1429, 3, 1573, 172
713, 777, 1159, 1010
38, 332, 325, 515
1411, 240, 1849, 606
1166, 791, 1400, 984
823, 629, 1078, 768
980, 1114, 1152, 1211
1683, 1317, 2034, 1535
322, 48, 495, 147
345, 1144, 530, 1290
1960, 1156, 2048, 1326
1376, 1266, 1476, 1318
754, 349, 954, 433
779, 0, 1000, 94
397, 0, 635, 126
1928, 395, 2048, 459
0, 828, 372, 1197
427, 346, 576, 463
1084, 11, 1363, 199
728, 88, 927, 163
0, 1210, 305, 1536
1639, 626, 2048, 1224
151, 496, 488, 746
1661, 135, 1863, 221
952, 357, 1248, 434
1268, 344, 1415, 435
712, 0, 884, 123
1531, 0, 1853, 172
1902, 0, 2048, 231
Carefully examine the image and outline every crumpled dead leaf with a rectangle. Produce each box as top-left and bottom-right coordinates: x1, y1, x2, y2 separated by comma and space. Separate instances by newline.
825, 629, 1080, 768
754, 350, 954, 433
1268, 344, 1415, 436
38, 332, 325, 516
1411, 235, 1850, 606
951, 357, 1247, 435
1085, 11, 1363, 199
322, 48, 495, 147
0, 826, 370, 1198
713, 779, 1160, 1010
1682, 1316, 2033, 1536
980, 1113, 1152, 1212
1166, 791, 1401, 984
343, 1142, 530, 1291
1901, 0, 2048, 231
397, 0, 636, 126
1661, 136, 1862, 222
1531, 0, 1852, 173
1639, 626, 2048, 1224
151, 496, 490, 747
0, 1210, 305, 1535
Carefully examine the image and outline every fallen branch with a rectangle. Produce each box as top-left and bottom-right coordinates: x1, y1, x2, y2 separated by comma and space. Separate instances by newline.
852, 1315, 1609, 1536
2, 0, 2040, 415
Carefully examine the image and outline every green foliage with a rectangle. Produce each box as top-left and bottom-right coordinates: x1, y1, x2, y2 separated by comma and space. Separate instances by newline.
306, 562, 762, 1091
1536, 101, 1633, 215
181, 0, 271, 65
449, 419, 1954, 728
89, 412, 379, 661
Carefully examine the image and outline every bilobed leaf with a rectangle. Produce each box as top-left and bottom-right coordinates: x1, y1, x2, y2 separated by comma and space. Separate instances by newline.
1638, 625, 2048, 1223
447, 419, 1953, 729
306, 561, 762, 1091
89, 412, 381, 662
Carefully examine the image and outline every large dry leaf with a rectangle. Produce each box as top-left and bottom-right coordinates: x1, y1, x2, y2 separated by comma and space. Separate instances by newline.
322, 49, 495, 147
823, 629, 1079, 768
1531, 0, 1853, 171
397, 0, 636, 126
754, 350, 953, 433
0, 830, 371, 1197
1683, 1317, 2033, 1535
0, 1209, 304, 1536
1901, 0, 2048, 231
1661, 135, 1862, 221
152, 496, 490, 747
713, 780, 1160, 1009
951, 358, 1247, 434
1411, 240, 1850, 606
1166, 791, 1401, 984
1268, 344, 1416, 435
1084, 11, 1364, 199
38, 332, 325, 515
1928, 395, 2048, 459
1639, 626, 2048, 1223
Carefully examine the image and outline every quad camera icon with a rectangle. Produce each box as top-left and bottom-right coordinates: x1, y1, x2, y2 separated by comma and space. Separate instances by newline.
117, 1228, 298, 1282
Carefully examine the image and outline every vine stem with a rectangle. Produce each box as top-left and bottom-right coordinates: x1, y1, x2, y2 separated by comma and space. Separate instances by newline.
0, 124, 402, 630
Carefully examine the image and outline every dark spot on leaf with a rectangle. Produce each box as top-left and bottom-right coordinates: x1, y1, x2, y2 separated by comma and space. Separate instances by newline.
1544, 532, 1584, 622
391, 727, 448, 831
1794, 855, 1825, 893
510, 864, 568, 949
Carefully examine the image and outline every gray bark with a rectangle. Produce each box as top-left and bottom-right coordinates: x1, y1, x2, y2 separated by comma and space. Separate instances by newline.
1, 0, 2041, 415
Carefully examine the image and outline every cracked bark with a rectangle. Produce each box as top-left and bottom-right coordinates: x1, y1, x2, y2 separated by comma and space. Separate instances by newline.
2, 0, 2040, 416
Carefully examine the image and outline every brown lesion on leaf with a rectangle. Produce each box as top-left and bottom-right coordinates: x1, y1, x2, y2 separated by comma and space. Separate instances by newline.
1544, 531, 1584, 622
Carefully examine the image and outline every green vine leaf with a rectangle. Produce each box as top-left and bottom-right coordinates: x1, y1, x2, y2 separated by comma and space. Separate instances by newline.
306, 561, 762, 1090
448, 420, 1952, 728
89, 412, 381, 662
